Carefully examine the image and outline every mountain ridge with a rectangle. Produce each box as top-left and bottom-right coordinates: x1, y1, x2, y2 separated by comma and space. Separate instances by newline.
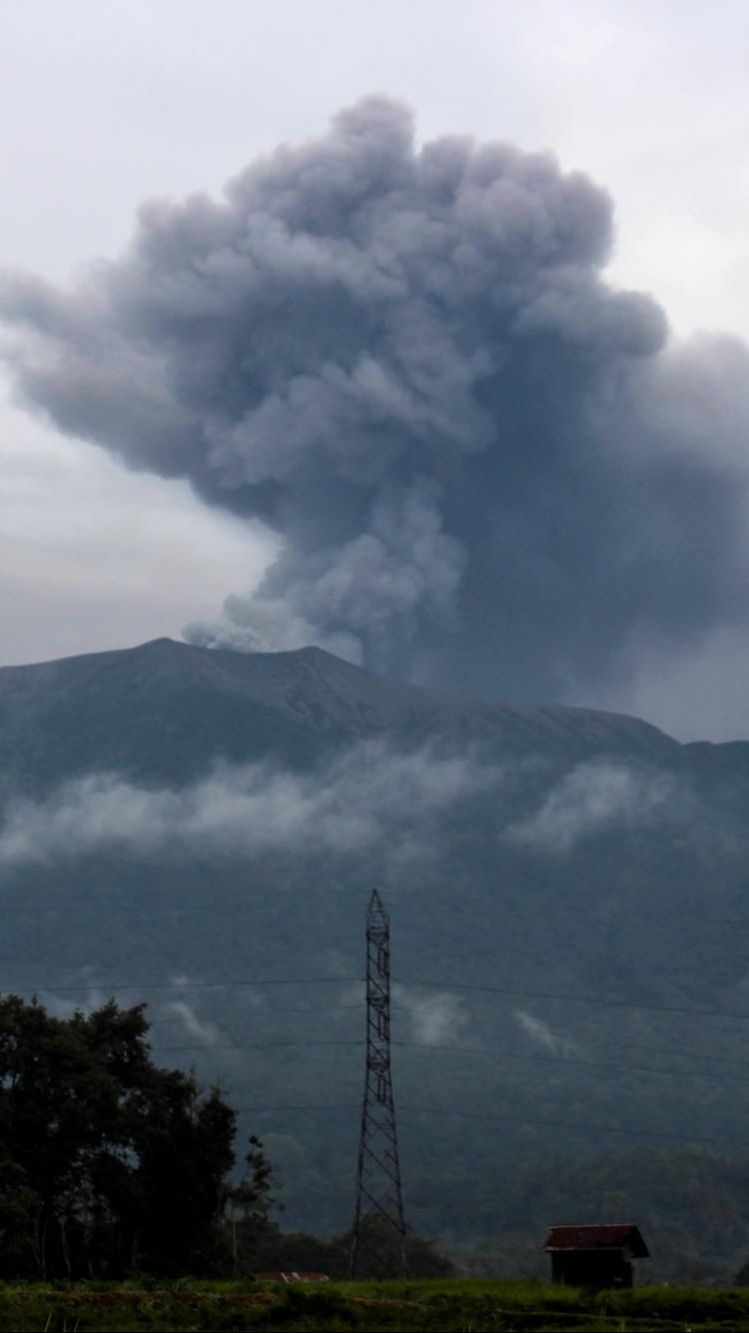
0, 636, 681, 772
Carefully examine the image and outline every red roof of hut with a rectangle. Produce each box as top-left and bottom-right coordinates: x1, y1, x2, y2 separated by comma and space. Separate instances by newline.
544, 1225, 649, 1257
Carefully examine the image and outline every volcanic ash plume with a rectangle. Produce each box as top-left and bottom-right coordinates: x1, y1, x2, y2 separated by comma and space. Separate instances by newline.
3, 96, 749, 700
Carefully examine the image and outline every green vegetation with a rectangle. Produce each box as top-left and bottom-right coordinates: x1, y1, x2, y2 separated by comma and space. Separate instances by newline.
0, 995, 274, 1279
0, 1279, 748, 1331
0, 994, 451, 1287
6, 991, 749, 1299
247, 1215, 453, 1281
425, 1146, 749, 1284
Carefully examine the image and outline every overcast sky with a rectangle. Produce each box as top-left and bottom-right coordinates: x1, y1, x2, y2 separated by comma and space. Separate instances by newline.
2, 0, 749, 740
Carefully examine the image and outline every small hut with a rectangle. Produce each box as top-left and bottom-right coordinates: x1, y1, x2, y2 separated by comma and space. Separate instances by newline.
543, 1224, 649, 1288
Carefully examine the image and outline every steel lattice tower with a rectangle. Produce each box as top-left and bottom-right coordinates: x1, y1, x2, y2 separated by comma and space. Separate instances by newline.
350, 889, 407, 1278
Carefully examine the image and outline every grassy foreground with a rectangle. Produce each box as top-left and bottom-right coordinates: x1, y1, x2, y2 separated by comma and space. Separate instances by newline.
2, 1278, 749, 1331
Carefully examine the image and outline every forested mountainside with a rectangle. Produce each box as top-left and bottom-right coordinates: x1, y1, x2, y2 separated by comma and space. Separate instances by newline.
2, 638, 749, 1279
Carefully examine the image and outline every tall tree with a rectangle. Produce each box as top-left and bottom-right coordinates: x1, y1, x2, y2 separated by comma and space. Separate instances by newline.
0, 994, 273, 1278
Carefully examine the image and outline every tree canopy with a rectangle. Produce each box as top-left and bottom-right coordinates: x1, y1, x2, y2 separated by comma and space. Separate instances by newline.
0, 994, 270, 1278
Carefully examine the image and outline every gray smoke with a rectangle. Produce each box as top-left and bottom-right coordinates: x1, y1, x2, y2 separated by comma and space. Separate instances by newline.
3, 96, 749, 700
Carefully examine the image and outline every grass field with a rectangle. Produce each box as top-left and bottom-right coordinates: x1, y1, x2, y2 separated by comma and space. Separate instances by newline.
2, 1278, 749, 1332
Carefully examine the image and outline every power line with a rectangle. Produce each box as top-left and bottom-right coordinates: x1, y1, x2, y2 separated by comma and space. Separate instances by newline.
153, 1039, 361, 1053
150, 1031, 749, 1093
148, 1002, 749, 1082
2, 976, 361, 992
248, 1003, 363, 1015
231, 1101, 749, 1153
10, 970, 749, 1090
399, 978, 749, 1022
393, 1041, 749, 1087
0, 898, 340, 916
397, 1107, 749, 1151
149, 1003, 364, 1031
11, 966, 749, 1026
9, 944, 749, 1170
401, 1008, 749, 1072
151, 1001, 749, 1073
8, 971, 749, 1084
238, 1104, 360, 1115
10, 969, 749, 1024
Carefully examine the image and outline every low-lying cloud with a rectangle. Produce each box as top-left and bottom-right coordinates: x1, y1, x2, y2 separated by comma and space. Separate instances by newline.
394, 985, 467, 1045
514, 1009, 577, 1056
507, 760, 674, 852
0, 743, 488, 868
162, 998, 221, 1047
36, 974, 222, 1049
0, 748, 699, 870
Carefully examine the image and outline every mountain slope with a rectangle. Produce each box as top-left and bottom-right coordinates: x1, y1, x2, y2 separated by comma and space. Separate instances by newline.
2, 638, 749, 1275
0, 637, 680, 795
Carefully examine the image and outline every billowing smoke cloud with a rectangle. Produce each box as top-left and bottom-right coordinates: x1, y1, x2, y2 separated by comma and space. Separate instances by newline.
3, 97, 749, 699
0, 743, 487, 867
507, 760, 673, 852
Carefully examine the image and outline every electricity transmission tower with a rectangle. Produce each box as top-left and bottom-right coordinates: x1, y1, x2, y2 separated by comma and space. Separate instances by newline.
350, 889, 407, 1278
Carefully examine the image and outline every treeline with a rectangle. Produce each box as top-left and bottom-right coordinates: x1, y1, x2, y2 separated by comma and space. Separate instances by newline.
427, 1147, 749, 1285
0, 995, 450, 1281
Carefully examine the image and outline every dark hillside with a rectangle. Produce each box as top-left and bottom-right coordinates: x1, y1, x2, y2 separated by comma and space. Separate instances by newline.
0, 637, 678, 795
1, 639, 748, 1274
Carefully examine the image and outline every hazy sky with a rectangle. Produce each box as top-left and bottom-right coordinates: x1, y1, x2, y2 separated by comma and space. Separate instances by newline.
2, 0, 749, 740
